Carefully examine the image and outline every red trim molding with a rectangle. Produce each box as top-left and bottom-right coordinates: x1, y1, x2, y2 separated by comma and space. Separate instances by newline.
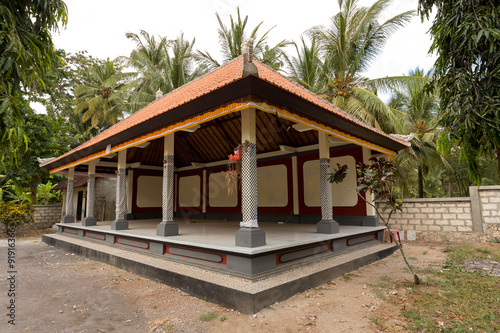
115, 236, 151, 250
84, 231, 106, 241
62, 227, 78, 235
276, 243, 331, 265
346, 233, 376, 246
165, 246, 227, 264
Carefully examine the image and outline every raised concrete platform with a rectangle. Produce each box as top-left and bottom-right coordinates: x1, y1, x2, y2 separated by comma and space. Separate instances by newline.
52, 220, 387, 277
43, 232, 397, 314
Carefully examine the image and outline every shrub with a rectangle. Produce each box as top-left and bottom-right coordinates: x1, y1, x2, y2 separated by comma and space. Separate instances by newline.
0, 202, 35, 229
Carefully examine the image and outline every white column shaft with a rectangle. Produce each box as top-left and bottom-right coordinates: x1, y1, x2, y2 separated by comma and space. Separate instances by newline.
241, 108, 258, 225
66, 167, 75, 216
86, 161, 96, 218
318, 132, 333, 221
162, 135, 175, 222
115, 150, 127, 220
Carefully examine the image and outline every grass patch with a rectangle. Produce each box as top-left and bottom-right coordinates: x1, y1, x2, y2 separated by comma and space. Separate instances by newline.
368, 283, 388, 300
199, 311, 218, 322
445, 244, 499, 264
160, 324, 175, 333
369, 316, 380, 326
264, 305, 275, 311
398, 245, 500, 332
220, 315, 227, 322
342, 272, 360, 281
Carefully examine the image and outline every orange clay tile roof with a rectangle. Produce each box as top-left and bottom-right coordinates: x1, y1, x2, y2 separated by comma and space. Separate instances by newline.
254, 61, 406, 142
42, 56, 409, 169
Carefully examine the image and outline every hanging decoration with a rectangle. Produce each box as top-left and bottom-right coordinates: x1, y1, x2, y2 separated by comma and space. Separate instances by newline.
225, 141, 249, 196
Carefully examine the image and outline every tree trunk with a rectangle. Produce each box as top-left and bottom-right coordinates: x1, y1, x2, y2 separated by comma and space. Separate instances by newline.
496, 147, 500, 179
418, 166, 424, 198
30, 184, 37, 205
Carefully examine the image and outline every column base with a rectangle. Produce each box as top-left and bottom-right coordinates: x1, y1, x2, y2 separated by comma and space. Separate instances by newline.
156, 221, 179, 236
361, 215, 379, 227
61, 215, 75, 223
317, 220, 339, 234
235, 227, 266, 248
82, 217, 97, 226
111, 219, 129, 230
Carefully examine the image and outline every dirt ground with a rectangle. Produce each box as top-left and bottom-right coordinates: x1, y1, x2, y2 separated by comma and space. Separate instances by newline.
0, 231, 449, 333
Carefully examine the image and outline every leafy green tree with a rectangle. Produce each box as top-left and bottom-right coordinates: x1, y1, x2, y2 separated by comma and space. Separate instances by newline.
0, 0, 68, 156
31, 49, 104, 146
124, 31, 206, 111
418, 0, 500, 183
196, 7, 290, 70
1, 113, 70, 203
308, 0, 419, 133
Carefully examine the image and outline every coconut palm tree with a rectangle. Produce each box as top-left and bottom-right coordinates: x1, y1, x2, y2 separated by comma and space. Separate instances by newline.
283, 36, 326, 93
196, 7, 290, 70
389, 67, 447, 198
308, 0, 420, 133
74, 59, 131, 137
124, 31, 206, 111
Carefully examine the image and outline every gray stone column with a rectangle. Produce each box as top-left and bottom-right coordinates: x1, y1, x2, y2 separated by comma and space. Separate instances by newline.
111, 150, 128, 230
317, 132, 339, 234
157, 134, 179, 236
62, 167, 75, 223
235, 108, 266, 247
82, 174, 96, 226
361, 147, 379, 226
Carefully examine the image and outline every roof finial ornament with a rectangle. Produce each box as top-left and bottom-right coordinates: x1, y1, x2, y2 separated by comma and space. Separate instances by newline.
242, 38, 259, 77
390, 133, 414, 142
155, 89, 163, 101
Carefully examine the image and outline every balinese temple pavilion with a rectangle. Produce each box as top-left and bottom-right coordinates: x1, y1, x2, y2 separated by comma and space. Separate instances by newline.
42, 44, 409, 312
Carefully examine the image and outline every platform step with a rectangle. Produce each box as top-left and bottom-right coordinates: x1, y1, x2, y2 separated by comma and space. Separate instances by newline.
43, 233, 397, 314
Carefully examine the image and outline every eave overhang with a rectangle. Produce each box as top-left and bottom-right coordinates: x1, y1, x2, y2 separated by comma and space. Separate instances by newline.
42, 73, 409, 173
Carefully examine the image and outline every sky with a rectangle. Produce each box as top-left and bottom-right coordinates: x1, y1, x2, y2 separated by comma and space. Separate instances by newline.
52, 0, 437, 79
32, 0, 437, 114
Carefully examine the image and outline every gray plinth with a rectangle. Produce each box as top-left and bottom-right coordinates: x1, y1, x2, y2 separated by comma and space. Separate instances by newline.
82, 217, 97, 226
156, 221, 179, 236
317, 220, 340, 234
235, 227, 266, 248
62, 215, 75, 223
111, 219, 129, 230
361, 215, 379, 227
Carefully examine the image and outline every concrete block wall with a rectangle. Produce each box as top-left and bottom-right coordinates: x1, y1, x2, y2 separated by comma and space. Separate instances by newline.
33, 204, 62, 227
0, 204, 62, 232
478, 186, 500, 240
376, 186, 500, 242
94, 178, 116, 222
